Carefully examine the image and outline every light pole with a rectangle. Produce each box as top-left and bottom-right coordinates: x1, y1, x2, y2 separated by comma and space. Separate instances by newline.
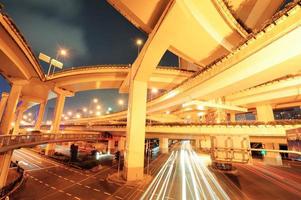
136, 39, 143, 56
38, 49, 67, 77
52, 49, 67, 75
117, 99, 125, 176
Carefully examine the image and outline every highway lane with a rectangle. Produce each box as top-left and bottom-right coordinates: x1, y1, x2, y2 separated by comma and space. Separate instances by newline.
141, 141, 231, 200
9, 147, 171, 200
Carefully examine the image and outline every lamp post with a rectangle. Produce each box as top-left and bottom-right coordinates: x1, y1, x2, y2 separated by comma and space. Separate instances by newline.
38, 49, 67, 77
136, 39, 143, 56
117, 99, 125, 176
52, 49, 67, 75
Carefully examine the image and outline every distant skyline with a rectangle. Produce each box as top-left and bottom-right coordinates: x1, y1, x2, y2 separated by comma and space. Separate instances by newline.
0, 0, 178, 121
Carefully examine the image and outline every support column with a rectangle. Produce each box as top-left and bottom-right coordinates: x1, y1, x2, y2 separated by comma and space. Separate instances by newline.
45, 93, 66, 156
123, 80, 147, 181
159, 138, 169, 154
108, 139, 116, 154
0, 81, 25, 188
195, 139, 200, 149
215, 109, 227, 123
230, 112, 236, 122
0, 92, 9, 120
35, 102, 46, 130
263, 143, 282, 166
13, 102, 28, 135
256, 104, 274, 122
200, 137, 211, 150
118, 137, 126, 152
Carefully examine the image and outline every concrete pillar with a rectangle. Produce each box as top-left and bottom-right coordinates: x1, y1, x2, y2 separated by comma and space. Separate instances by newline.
195, 139, 200, 149
159, 138, 169, 154
108, 139, 116, 154
45, 93, 66, 156
263, 143, 282, 166
230, 112, 236, 122
118, 137, 126, 152
35, 102, 46, 130
216, 109, 227, 123
0, 81, 25, 188
0, 83, 23, 135
13, 102, 28, 135
256, 104, 274, 122
0, 92, 9, 120
0, 151, 13, 188
200, 137, 211, 150
123, 80, 147, 181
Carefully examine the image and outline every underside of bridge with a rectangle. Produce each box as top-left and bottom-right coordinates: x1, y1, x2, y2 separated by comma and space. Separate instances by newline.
1, 0, 301, 191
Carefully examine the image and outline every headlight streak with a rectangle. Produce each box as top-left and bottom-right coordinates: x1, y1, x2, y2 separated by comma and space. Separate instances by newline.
184, 150, 201, 200
156, 151, 177, 200
141, 141, 230, 200
181, 143, 187, 200
191, 150, 230, 200
141, 151, 176, 200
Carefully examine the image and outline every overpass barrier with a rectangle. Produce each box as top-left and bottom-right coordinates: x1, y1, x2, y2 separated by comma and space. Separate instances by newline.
0, 133, 103, 153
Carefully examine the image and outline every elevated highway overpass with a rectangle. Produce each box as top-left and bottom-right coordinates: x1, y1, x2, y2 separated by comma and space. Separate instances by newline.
1, 0, 301, 186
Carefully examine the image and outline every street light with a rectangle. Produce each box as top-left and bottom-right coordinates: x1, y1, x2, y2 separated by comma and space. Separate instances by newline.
118, 99, 125, 112
39, 49, 67, 76
136, 38, 143, 55
93, 98, 98, 103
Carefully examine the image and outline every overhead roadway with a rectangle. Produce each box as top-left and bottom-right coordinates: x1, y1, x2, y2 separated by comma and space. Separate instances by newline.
66, 2, 301, 124
45, 65, 193, 92
114, 0, 248, 93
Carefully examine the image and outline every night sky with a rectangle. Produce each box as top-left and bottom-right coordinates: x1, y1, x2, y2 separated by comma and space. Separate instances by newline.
0, 0, 178, 121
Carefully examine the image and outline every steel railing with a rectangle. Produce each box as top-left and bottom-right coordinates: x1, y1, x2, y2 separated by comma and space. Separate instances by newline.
0, 133, 103, 153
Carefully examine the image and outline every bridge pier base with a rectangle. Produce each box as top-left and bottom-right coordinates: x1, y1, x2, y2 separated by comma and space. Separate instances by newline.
45, 144, 56, 156
123, 80, 147, 181
195, 139, 200, 149
0, 81, 25, 187
159, 138, 169, 154
0, 151, 12, 188
263, 143, 282, 166
118, 137, 125, 152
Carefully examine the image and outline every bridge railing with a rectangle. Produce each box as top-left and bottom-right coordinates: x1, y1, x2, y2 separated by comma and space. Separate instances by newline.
0, 133, 102, 153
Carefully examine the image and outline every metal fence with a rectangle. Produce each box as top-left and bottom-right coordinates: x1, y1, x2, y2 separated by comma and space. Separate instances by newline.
0, 133, 103, 153
0, 164, 25, 199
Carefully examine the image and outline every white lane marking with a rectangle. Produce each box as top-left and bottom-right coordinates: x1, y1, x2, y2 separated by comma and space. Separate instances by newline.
45, 183, 49, 187
85, 186, 91, 189
115, 196, 123, 199
74, 197, 81, 200
104, 192, 111, 196
26, 166, 56, 172
59, 190, 64, 193
51, 186, 56, 190
94, 189, 100, 192
77, 183, 82, 185
66, 193, 72, 196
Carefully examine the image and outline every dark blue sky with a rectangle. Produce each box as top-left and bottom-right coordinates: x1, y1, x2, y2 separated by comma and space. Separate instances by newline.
0, 0, 178, 120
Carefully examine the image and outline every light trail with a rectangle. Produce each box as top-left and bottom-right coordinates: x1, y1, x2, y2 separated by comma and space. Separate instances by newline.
142, 141, 230, 200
